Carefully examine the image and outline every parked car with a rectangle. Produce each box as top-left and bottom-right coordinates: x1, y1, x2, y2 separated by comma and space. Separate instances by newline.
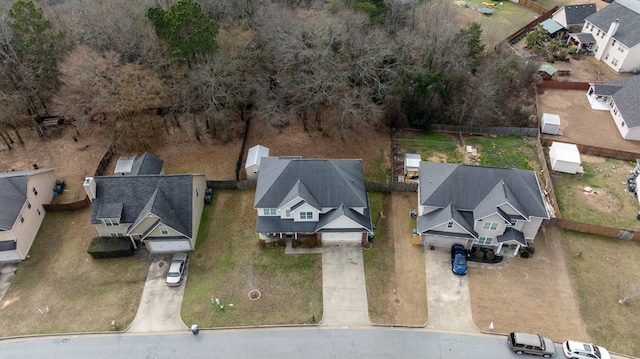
562, 341, 610, 359
450, 244, 467, 276
508, 332, 556, 358
166, 253, 188, 287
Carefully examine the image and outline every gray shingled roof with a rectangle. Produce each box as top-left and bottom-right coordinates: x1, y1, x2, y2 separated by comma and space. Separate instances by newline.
254, 157, 368, 208
0, 169, 54, 231
497, 227, 527, 245
90, 174, 194, 237
563, 3, 597, 25
606, 75, 640, 128
419, 162, 548, 219
131, 152, 164, 175
593, 83, 623, 96
571, 32, 596, 43
317, 203, 372, 231
417, 203, 475, 235
585, 2, 640, 47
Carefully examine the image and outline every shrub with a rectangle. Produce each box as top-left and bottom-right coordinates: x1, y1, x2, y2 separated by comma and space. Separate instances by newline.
258, 240, 266, 249
485, 251, 495, 261
520, 250, 530, 258
87, 237, 134, 259
474, 250, 484, 259
525, 246, 536, 255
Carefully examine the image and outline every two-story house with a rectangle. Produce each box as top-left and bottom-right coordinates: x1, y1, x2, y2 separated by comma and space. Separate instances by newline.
587, 75, 640, 140
0, 168, 57, 262
253, 156, 372, 246
84, 173, 207, 253
417, 162, 549, 256
574, 0, 640, 72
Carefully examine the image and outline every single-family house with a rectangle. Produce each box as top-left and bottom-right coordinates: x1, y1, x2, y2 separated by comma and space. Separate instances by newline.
417, 162, 549, 255
0, 168, 57, 262
586, 75, 640, 140
552, 3, 596, 32
254, 156, 373, 246
114, 152, 164, 176
84, 173, 207, 253
573, 0, 640, 72
245, 145, 270, 181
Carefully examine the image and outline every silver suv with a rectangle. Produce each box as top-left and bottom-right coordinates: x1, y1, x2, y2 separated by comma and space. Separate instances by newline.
508, 332, 556, 358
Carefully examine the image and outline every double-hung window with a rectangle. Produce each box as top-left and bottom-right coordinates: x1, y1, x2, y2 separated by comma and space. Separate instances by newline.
262, 208, 277, 216
482, 222, 498, 231
300, 212, 313, 220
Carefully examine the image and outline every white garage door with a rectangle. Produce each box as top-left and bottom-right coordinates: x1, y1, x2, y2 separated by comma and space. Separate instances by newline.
424, 235, 468, 248
322, 232, 361, 245
145, 240, 192, 253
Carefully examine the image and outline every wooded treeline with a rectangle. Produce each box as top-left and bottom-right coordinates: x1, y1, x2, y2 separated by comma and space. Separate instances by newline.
0, 0, 539, 151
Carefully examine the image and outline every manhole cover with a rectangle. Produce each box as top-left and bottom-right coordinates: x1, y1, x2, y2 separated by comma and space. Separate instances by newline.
249, 290, 261, 301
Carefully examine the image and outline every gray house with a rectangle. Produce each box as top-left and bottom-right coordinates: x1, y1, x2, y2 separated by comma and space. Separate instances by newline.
254, 156, 372, 246
417, 162, 548, 255
84, 173, 207, 253
552, 4, 596, 30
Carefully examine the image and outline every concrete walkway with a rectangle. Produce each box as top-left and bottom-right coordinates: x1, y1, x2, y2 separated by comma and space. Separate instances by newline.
127, 256, 188, 332
424, 248, 477, 333
0, 262, 18, 302
321, 244, 370, 326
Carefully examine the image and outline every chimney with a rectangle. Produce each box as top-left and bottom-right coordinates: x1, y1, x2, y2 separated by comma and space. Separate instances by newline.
608, 19, 619, 37
83, 177, 96, 201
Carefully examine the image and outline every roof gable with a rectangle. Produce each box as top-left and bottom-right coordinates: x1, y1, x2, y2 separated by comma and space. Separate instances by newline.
559, 4, 596, 25
0, 169, 54, 231
90, 174, 194, 237
607, 76, 640, 128
585, 2, 640, 47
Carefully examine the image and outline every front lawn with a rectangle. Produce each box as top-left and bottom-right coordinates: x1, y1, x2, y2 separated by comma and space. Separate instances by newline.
181, 190, 323, 326
0, 209, 148, 336
562, 230, 640, 357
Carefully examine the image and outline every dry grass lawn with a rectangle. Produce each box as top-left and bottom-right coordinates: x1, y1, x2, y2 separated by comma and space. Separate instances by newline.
562, 230, 640, 357
469, 226, 590, 342
0, 209, 148, 336
181, 191, 323, 327
364, 192, 428, 325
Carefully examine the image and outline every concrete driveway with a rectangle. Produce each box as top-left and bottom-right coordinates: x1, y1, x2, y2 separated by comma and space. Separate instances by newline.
127, 255, 188, 332
0, 261, 18, 302
321, 244, 370, 326
424, 248, 477, 333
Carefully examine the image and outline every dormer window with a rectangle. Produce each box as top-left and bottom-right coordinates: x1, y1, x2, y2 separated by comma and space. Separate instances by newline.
103, 218, 119, 226
300, 212, 313, 220
262, 208, 277, 216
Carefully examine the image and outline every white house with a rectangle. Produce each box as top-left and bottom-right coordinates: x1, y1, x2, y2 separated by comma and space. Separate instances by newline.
0, 169, 57, 262
576, 0, 640, 72
586, 75, 640, 140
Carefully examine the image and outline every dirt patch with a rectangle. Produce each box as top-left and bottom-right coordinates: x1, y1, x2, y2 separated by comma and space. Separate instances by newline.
469, 226, 590, 342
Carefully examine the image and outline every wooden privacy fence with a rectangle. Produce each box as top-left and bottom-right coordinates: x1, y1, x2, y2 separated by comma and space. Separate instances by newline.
430, 124, 538, 137
207, 180, 256, 190
536, 81, 590, 90
366, 181, 417, 192
547, 218, 640, 241
495, 5, 559, 49
534, 137, 560, 217
512, 0, 551, 14
43, 196, 90, 212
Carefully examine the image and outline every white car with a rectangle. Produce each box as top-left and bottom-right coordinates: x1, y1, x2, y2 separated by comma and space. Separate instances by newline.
562, 341, 610, 359
166, 253, 188, 287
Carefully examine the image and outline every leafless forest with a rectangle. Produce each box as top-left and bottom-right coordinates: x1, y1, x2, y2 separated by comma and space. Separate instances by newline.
0, 0, 539, 151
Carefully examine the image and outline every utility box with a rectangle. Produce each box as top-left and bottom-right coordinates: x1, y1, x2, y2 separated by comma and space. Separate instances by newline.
541, 113, 561, 135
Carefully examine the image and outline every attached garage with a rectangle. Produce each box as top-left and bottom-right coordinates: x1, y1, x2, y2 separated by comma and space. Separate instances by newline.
421, 234, 470, 248
144, 239, 192, 253
321, 232, 363, 245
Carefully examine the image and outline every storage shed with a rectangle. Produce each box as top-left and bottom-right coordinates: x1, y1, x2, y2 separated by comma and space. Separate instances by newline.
541, 113, 561, 135
549, 142, 582, 174
245, 145, 270, 181
404, 153, 421, 177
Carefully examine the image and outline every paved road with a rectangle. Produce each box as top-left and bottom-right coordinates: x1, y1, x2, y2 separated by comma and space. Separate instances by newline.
0, 329, 528, 359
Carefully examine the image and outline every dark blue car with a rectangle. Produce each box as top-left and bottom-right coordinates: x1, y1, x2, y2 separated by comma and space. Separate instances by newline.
450, 244, 467, 276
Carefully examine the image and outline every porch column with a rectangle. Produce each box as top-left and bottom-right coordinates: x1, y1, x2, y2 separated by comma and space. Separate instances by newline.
129, 236, 138, 250
496, 243, 503, 255
513, 244, 521, 256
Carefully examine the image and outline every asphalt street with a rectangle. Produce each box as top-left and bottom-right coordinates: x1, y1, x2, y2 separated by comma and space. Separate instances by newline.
0, 328, 544, 359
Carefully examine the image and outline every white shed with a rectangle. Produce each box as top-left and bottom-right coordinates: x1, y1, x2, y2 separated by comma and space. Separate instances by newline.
404, 153, 421, 177
541, 113, 561, 135
549, 142, 582, 174
245, 145, 270, 181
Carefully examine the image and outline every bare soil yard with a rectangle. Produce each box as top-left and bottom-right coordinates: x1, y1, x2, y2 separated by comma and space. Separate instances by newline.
469, 226, 590, 342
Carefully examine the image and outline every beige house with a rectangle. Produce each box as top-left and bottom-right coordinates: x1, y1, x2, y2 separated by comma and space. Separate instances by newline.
85, 173, 207, 253
0, 169, 57, 262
